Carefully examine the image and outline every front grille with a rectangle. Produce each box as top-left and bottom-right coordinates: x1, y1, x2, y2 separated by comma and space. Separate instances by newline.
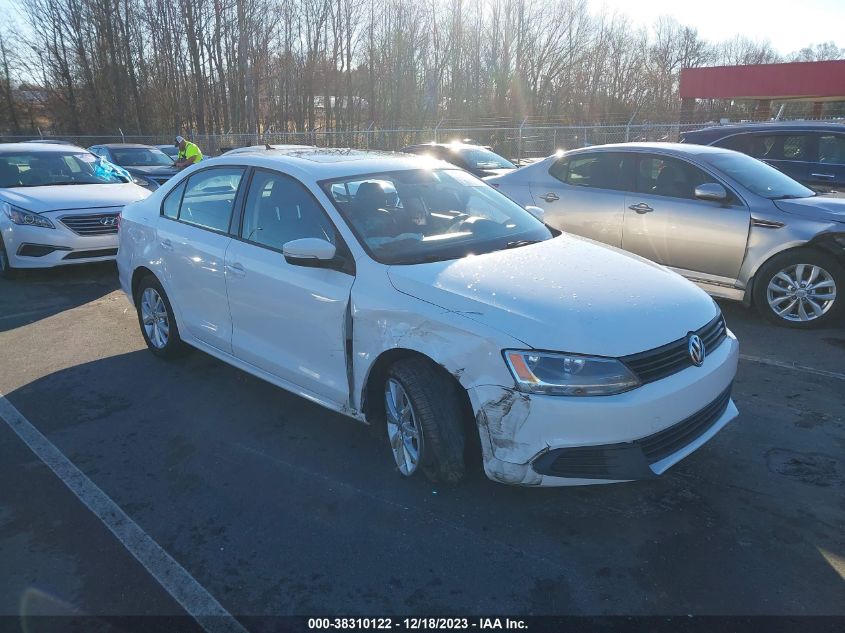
621, 313, 727, 384
63, 248, 118, 260
60, 212, 120, 235
636, 385, 733, 463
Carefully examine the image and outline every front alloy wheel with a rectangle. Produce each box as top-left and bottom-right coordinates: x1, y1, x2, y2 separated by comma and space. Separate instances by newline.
766, 263, 837, 323
385, 378, 423, 476
140, 287, 170, 349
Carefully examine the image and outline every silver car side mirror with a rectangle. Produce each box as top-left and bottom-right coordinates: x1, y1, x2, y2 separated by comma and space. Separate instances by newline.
695, 183, 728, 202
525, 205, 545, 222
282, 238, 337, 266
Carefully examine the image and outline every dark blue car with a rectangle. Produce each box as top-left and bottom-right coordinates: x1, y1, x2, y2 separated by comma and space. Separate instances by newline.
680, 122, 845, 192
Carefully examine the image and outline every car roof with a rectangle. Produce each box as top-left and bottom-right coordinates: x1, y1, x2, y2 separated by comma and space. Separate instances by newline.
223, 144, 314, 155
402, 142, 490, 152
684, 121, 845, 136
205, 148, 455, 179
565, 142, 734, 156
95, 143, 161, 149
0, 142, 90, 154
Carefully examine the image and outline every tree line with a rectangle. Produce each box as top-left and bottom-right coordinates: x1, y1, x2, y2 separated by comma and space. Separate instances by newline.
0, 0, 842, 136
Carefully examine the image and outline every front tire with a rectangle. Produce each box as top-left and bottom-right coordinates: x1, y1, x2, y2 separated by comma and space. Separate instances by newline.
0, 236, 17, 280
135, 275, 184, 357
384, 358, 466, 484
753, 248, 843, 329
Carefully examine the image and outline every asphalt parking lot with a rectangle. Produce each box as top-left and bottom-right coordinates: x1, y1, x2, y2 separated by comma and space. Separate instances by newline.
0, 263, 843, 625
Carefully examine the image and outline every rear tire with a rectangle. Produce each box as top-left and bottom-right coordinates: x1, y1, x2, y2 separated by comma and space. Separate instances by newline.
753, 248, 843, 329
384, 358, 466, 484
135, 275, 185, 357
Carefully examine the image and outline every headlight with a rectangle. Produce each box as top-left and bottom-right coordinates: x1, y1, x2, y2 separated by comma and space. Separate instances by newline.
2, 202, 55, 229
503, 350, 640, 396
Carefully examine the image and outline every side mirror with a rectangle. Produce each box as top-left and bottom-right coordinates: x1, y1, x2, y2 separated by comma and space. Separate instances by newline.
695, 183, 728, 202
525, 205, 545, 222
282, 238, 337, 267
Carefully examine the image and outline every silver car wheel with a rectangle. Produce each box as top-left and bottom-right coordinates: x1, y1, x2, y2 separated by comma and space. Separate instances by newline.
385, 378, 423, 476
766, 263, 837, 323
140, 287, 170, 349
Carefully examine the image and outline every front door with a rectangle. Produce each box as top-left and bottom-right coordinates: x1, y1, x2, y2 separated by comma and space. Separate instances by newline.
529, 151, 630, 247
157, 166, 246, 352
224, 168, 355, 405
621, 154, 750, 282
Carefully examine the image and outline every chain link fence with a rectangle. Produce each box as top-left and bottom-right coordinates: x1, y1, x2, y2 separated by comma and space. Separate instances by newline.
0, 122, 724, 161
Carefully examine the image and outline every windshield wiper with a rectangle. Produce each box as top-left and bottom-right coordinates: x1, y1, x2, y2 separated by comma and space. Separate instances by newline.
772, 194, 810, 200
504, 239, 542, 249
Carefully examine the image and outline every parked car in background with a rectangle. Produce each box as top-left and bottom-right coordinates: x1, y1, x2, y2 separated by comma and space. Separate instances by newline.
680, 121, 845, 193
118, 148, 738, 486
223, 144, 314, 156
155, 144, 179, 161
88, 143, 177, 191
0, 143, 149, 277
488, 143, 845, 329
401, 142, 517, 178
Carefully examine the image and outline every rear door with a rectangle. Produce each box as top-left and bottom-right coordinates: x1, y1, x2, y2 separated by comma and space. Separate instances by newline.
812, 132, 845, 192
157, 166, 246, 352
621, 153, 750, 281
528, 151, 630, 247
224, 168, 354, 405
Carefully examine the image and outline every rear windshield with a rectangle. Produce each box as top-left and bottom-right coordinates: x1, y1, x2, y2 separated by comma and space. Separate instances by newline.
0, 151, 126, 188
457, 147, 515, 170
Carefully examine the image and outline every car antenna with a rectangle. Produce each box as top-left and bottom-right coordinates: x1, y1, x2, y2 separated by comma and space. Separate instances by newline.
265, 143, 273, 150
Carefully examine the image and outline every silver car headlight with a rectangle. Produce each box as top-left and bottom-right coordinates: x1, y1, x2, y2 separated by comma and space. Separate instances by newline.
503, 350, 640, 396
2, 202, 55, 229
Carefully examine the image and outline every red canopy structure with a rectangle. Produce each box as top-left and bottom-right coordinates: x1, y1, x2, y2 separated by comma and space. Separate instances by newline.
679, 59, 845, 120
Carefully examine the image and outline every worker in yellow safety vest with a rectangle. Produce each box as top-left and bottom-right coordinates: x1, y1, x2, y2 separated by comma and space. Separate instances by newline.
174, 135, 203, 170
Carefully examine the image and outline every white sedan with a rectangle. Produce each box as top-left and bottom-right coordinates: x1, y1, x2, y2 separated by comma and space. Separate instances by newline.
117, 148, 739, 486
0, 143, 150, 277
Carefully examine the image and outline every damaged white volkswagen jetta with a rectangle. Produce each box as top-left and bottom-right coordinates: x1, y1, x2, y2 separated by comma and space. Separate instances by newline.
117, 149, 739, 486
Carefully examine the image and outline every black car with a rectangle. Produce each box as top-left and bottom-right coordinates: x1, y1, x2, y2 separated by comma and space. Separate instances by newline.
88, 143, 178, 191
680, 121, 845, 192
155, 144, 180, 161
400, 142, 517, 178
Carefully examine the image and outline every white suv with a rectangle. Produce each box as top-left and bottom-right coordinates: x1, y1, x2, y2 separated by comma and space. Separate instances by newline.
117, 148, 739, 486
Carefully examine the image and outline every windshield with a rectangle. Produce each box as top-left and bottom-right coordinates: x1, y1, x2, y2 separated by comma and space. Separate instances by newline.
705, 152, 815, 199
457, 147, 515, 170
321, 168, 552, 265
110, 147, 174, 167
0, 151, 126, 188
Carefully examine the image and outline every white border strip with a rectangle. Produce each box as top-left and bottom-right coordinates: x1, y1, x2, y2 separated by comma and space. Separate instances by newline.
0, 394, 249, 633
739, 354, 845, 381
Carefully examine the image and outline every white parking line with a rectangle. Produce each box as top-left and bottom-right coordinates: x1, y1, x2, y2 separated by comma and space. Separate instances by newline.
739, 354, 845, 381
0, 394, 249, 633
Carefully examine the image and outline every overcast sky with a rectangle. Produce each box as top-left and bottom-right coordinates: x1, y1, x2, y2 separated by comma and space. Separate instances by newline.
592, 0, 844, 54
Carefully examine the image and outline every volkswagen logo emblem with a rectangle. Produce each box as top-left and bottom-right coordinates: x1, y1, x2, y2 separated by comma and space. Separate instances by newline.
100, 216, 117, 226
688, 333, 705, 367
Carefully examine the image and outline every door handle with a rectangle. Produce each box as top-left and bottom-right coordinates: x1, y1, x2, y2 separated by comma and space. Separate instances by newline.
225, 263, 246, 278
810, 173, 835, 179
628, 203, 654, 214
539, 192, 559, 202
160, 239, 173, 250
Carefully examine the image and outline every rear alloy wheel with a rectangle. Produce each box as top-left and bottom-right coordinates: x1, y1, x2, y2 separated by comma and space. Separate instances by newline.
754, 249, 843, 329
135, 276, 184, 357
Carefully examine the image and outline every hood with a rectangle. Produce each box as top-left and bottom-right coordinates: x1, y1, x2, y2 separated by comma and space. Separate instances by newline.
773, 195, 845, 223
476, 167, 516, 178
126, 165, 178, 177
0, 183, 149, 214
387, 235, 719, 357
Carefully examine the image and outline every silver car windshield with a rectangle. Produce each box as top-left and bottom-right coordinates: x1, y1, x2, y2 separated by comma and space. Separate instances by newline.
321, 168, 552, 265
0, 151, 126, 188
705, 152, 815, 200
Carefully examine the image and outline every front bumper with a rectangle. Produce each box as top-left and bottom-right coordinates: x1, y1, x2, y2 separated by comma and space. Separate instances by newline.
468, 330, 739, 486
2, 220, 118, 269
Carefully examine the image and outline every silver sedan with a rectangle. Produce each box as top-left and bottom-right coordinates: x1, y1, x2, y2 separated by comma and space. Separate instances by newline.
487, 143, 845, 329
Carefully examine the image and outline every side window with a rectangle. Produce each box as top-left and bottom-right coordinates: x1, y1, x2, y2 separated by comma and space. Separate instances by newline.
241, 170, 336, 251
753, 134, 809, 161
714, 134, 752, 155
818, 134, 845, 165
636, 156, 711, 200
178, 168, 244, 232
161, 180, 186, 219
554, 153, 627, 191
